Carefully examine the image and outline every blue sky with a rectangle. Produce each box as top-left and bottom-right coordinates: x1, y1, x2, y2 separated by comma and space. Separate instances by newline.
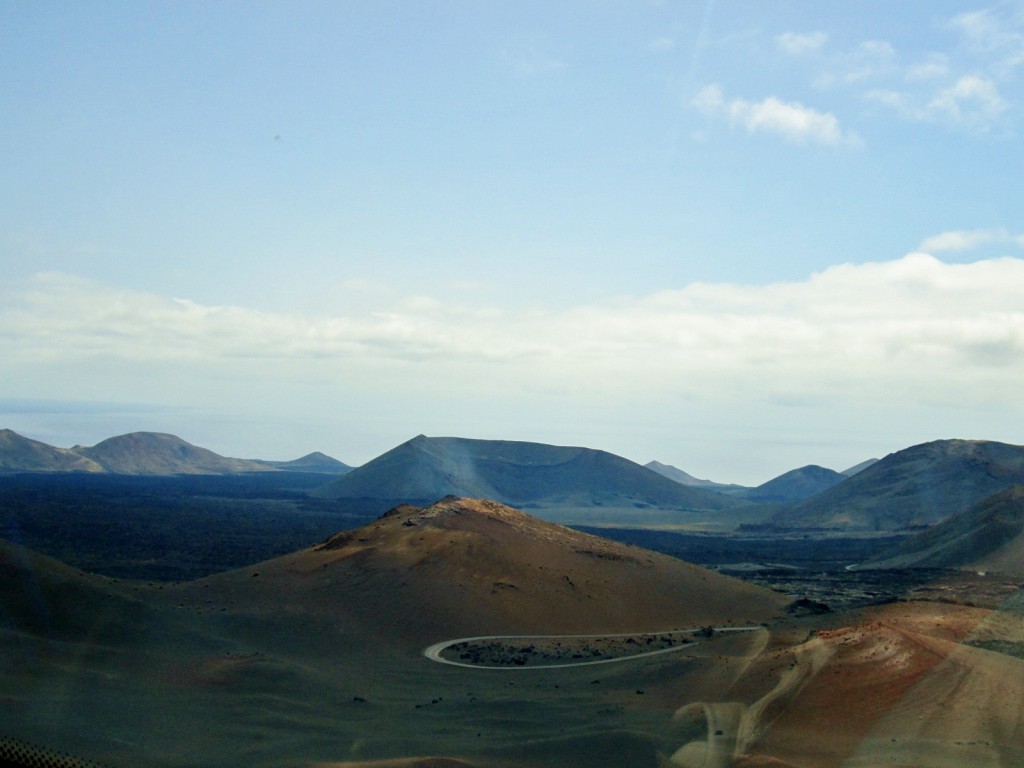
2, 1, 1023, 483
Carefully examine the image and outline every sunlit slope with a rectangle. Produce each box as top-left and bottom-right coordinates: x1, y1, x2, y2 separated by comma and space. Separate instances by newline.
859, 486, 1024, 573
186, 496, 784, 641
314, 435, 740, 511
0, 428, 104, 473
74, 431, 275, 475
768, 439, 1024, 531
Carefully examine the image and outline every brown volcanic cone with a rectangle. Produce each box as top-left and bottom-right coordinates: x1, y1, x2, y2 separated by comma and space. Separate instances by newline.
193, 496, 785, 644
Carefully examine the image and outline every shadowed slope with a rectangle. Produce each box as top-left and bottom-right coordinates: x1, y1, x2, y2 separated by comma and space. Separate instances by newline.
859, 486, 1024, 574
0, 538, 150, 642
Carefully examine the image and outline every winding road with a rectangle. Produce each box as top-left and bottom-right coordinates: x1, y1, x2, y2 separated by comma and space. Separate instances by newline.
423, 626, 763, 670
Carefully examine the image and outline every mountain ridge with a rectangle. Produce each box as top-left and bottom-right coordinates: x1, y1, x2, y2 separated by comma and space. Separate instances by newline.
0, 429, 106, 474
766, 439, 1024, 532
644, 460, 745, 491
0, 429, 347, 476
313, 434, 741, 512
75, 432, 276, 475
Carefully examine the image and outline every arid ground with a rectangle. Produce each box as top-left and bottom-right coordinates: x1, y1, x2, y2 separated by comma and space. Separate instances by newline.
3, 498, 1024, 767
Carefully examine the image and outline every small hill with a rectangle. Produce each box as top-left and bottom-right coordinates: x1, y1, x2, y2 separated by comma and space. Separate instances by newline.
193, 496, 785, 640
857, 486, 1024, 573
314, 435, 740, 512
75, 432, 275, 475
765, 439, 1024, 532
0, 429, 104, 474
259, 451, 352, 474
740, 464, 847, 504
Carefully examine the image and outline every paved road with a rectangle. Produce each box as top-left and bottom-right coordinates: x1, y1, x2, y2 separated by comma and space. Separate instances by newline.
423, 626, 762, 670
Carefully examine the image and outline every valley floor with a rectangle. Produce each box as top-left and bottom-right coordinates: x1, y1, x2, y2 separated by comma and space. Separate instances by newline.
4, 574, 1024, 768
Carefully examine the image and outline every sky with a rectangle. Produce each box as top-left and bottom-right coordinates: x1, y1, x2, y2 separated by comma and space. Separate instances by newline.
2, 1, 1023, 484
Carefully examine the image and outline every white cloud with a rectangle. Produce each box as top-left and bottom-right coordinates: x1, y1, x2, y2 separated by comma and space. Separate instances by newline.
866, 74, 1007, 132
949, 7, 1024, 76
919, 228, 1024, 253
928, 74, 1008, 128
803, 5, 1021, 136
4, 256, 1023, 418
776, 31, 827, 56
692, 84, 861, 146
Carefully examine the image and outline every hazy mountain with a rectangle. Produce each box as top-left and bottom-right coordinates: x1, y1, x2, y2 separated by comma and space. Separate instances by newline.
766, 439, 1024, 532
644, 460, 746, 492
259, 451, 352, 474
314, 435, 741, 511
857, 486, 1024, 574
840, 458, 878, 477
740, 464, 847, 504
0, 429, 104, 474
74, 432, 275, 475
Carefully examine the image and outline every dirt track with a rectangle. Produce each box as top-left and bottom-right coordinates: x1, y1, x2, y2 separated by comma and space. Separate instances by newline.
423, 626, 762, 669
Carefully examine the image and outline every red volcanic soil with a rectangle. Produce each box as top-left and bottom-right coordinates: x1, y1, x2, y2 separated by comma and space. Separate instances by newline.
726, 601, 1024, 767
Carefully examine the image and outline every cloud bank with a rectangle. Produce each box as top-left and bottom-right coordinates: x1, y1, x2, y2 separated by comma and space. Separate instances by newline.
4, 255, 1022, 417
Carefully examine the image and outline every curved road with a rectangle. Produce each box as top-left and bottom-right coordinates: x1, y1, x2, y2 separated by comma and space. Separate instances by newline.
423, 626, 762, 670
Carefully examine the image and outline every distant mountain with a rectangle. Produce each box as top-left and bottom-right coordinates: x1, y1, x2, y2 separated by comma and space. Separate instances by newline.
0, 429, 104, 474
857, 486, 1024, 574
765, 439, 1024, 532
315, 435, 740, 511
0, 429, 349, 477
840, 458, 878, 477
644, 460, 746, 492
74, 432, 275, 475
259, 451, 352, 474
740, 465, 847, 504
